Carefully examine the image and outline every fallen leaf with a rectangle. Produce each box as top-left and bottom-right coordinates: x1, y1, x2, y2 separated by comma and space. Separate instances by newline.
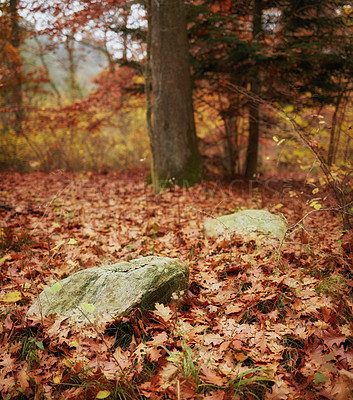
50, 282, 62, 293
225, 303, 243, 314
148, 331, 168, 346
200, 364, 225, 386
18, 367, 29, 391
80, 302, 95, 313
0, 254, 11, 265
204, 334, 224, 346
2, 290, 22, 302
153, 303, 173, 322
96, 390, 111, 399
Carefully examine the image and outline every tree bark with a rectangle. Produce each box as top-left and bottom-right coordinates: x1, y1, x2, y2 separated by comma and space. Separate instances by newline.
9, 0, 24, 137
245, 0, 262, 179
150, 0, 201, 190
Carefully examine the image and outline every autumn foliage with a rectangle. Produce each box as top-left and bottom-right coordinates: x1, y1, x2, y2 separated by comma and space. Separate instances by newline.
1, 170, 353, 399
0, 1, 353, 397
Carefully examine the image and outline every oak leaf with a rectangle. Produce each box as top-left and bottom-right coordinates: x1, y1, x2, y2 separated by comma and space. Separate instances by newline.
148, 331, 168, 346
153, 303, 173, 322
225, 303, 242, 314
18, 367, 29, 391
200, 365, 225, 386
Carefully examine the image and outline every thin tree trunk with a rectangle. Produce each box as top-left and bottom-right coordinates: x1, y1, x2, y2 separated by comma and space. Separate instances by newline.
145, 0, 158, 192
9, 0, 23, 137
245, 0, 262, 179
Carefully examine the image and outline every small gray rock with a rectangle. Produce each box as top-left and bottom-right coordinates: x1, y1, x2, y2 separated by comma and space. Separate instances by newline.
27, 256, 189, 321
204, 209, 287, 240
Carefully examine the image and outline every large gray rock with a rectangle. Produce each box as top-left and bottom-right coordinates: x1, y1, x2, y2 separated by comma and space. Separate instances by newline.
204, 209, 287, 241
27, 256, 189, 321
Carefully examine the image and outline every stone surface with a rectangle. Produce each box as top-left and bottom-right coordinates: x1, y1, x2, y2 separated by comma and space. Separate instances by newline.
204, 209, 287, 240
27, 256, 189, 321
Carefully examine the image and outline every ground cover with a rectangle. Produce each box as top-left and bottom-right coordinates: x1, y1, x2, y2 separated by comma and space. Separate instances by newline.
0, 170, 352, 399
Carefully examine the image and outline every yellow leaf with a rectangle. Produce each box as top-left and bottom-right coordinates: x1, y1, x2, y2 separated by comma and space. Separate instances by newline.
68, 238, 77, 245
96, 390, 111, 399
53, 373, 62, 384
310, 201, 322, 210
272, 136, 279, 143
273, 203, 283, 209
71, 338, 80, 347
2, 291, 22, 303
63, 358, 72, 367
283, 105, 294, 113
312, 188, 319, 194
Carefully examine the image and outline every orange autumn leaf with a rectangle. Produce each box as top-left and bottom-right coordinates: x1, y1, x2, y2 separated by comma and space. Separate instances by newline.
225, 303, 243, 314
148, 331, 168, 346
200, 365, 225, 386
18, 367, 29, 391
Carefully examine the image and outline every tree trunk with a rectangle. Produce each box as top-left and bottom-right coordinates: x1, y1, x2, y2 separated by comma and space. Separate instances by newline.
245, 0, 262, 179
9, 0, 23, 137
150, 0, 201, 191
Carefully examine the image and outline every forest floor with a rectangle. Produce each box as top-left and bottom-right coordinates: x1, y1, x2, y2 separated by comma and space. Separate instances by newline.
0, 170, 353, 400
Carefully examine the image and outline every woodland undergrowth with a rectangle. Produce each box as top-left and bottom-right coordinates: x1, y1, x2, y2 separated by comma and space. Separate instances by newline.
0, 170, 352, 400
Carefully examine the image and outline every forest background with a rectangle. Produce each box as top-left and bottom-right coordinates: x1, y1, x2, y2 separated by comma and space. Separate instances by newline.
1, 0, 352, 184
1, 0, 353, 399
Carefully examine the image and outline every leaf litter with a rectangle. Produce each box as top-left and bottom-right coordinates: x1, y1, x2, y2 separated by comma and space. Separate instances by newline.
0, 170, 352, 399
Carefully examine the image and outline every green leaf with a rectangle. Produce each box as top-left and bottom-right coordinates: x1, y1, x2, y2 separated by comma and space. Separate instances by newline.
50, 282, 62, 293
35, 341, 44, 351
314, 372, 327, 384
52, 240, 65, 251
80, 302, 95, 313
0, 254, 11, 265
